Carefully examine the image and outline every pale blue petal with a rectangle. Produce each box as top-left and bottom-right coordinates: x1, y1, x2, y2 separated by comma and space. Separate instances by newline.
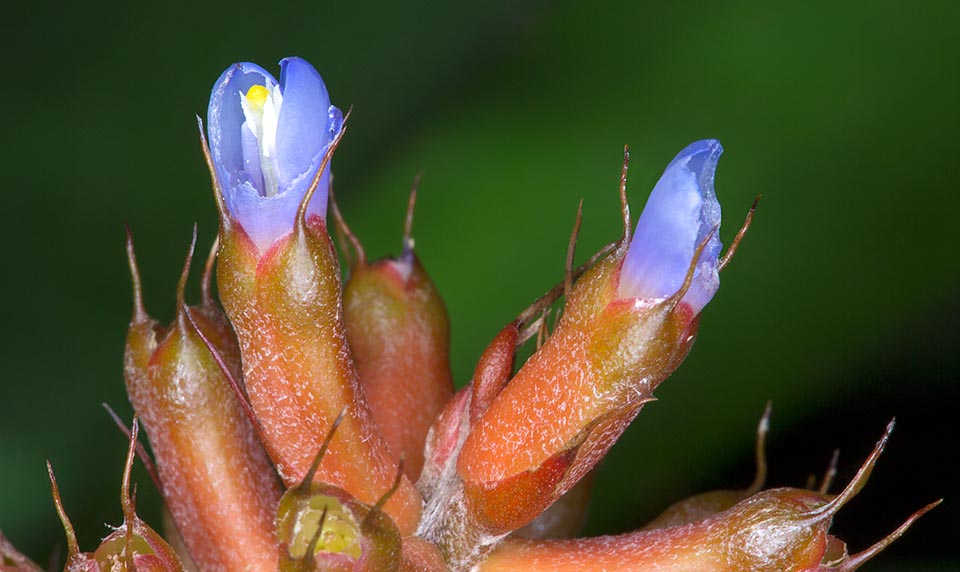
276, 58, 332, 188
240, 122, 264, 196
619, 140, 723, 314
207, 62, 277, 216
225, 180, 307, 252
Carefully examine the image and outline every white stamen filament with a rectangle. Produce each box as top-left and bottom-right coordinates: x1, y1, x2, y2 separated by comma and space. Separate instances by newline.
239, 84, 283, 197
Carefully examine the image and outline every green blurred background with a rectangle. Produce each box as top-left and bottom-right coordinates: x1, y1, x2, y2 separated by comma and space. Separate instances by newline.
2, 1, 957, 569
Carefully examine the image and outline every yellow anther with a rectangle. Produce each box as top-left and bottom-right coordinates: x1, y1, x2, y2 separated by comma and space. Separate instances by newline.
245, 84, 270, 111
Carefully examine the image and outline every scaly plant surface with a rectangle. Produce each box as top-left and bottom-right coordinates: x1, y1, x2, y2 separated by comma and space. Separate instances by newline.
1, 57, 939, 572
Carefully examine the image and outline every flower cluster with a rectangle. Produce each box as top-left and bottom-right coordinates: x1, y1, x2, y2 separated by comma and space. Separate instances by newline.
5, 57, 936, 572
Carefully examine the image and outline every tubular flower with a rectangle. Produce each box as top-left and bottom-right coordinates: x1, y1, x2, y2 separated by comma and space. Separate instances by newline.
450, 141, 727, 557
208, 58, 423, 535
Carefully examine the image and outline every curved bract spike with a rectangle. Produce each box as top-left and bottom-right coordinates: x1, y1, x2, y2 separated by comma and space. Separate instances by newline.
513, 240, 618, 335
125, 225, 148, 323
45, 462, 79, 559
298, 408, 348, 494
176, 226, 199, 310
837, 500, 942, 572
819, 449, 841, 495
295, 107, 351, 227
120, 419, 142, 572
402, 173, 422, 257
746, 401, 772, 495
802, 420, 895, 524
329, 183, 365, 266
121, 418, 141, 526
563, 199, 584, 304
719, 194, 760, 271
667, 226, 718, 312
201, 235, 220, 309
619, 145, 631, 243
101, 403, 161, 491
197, 115, 229, 226
363, 458, 406, 528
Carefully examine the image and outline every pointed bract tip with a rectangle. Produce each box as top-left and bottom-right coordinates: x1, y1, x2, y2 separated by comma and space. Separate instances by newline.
197, 115, 229, 223
200, 235, 220, 309
804, 421, 895, 523
619, 145, 631, 243
747, 401, 772, 494
46, 462, 79, 557
299, 408, 348, 492
403, 173, 422, 257
837, 499, 942, 571
564, 199, 585, 304
517, 310, 548, 349
364, 457, 406, 528
296, 107, 351, 228
101, 403, 161, 491
668, 224, 719, 311
513, 238, 617, 330
819, 449, 841, 495
719, 194, 761, 271
175, 226, 199, 311
124, 225, 148, 323
120, 417, 142, 525
329, 184, 365, 266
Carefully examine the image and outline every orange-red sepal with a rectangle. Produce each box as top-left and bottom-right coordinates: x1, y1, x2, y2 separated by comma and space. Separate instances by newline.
344, 253, 453, 480
216, 216, 422, 535
458, 246, 696, 533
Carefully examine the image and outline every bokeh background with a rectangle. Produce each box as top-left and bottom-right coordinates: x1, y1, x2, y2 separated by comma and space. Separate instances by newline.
2, 1, 957, 570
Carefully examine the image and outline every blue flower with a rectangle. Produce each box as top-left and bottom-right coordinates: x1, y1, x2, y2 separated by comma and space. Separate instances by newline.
618, 139, 723, 315
207, 57, 343, 251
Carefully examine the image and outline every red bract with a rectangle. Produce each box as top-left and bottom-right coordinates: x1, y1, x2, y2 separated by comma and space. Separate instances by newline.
124, 229, 281, 572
